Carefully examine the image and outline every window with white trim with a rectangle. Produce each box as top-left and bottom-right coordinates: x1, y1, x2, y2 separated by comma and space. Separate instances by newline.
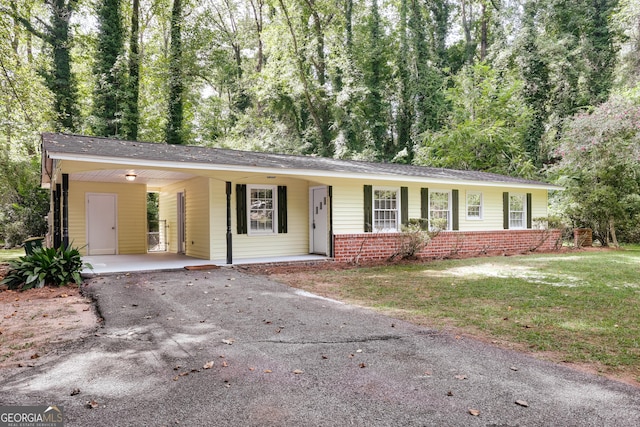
429, 190, 451, 230
466, 191, 483, 220
509, 193, 526, 229
373, 187, 399, 232
248, 185, 277, 234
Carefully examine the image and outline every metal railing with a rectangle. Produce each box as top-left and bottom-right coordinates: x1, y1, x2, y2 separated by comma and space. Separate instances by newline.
148, 219, 167, 252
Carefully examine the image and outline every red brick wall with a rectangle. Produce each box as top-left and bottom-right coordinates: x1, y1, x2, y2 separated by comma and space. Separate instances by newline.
333, 229, 562, 262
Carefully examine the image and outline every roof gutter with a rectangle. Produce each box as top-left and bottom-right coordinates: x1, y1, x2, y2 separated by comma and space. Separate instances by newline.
46, 152, 563, 191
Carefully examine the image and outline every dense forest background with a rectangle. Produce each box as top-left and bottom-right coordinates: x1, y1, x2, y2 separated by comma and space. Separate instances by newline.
1, 0, 640, 247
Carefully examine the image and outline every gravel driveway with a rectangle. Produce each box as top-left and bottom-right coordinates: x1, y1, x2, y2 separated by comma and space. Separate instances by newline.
1, 268, 639, 426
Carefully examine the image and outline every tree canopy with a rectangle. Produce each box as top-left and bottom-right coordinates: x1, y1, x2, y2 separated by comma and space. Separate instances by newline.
1, 0, 639, 244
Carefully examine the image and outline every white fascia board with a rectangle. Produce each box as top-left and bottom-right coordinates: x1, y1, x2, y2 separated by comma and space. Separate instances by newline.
49, 152, 561, 191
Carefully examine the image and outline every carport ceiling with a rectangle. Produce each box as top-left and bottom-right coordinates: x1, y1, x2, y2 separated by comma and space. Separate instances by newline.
70, 169, 196, 187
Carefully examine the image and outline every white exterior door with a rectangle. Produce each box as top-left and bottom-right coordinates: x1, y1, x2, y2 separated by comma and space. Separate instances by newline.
311, 187, 328, 255
86, 193, 117, 255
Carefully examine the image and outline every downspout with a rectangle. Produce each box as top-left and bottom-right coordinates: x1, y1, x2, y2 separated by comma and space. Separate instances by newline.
226, 181, 233, 264
328, 186, 334, 258
62, 174, 69, 249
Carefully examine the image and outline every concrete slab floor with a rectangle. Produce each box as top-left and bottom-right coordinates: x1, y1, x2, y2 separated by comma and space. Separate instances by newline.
82, 252, 328, 275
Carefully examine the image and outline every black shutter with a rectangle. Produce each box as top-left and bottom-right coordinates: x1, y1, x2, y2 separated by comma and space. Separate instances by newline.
526, 193, 532, 229
364, 185, 372, 232
421, 188, 429, 230
278, 186, 288, 233
236, 184, 247, 234
452, 189, 459, 231
401, 187, 409, 227
503, 192, 509, 230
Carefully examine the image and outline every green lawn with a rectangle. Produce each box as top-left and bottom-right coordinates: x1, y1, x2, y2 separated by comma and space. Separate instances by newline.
0, 248, 24, 263
278, 246, 640, 383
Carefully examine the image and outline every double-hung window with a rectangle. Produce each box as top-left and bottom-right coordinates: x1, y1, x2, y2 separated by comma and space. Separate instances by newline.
248, 185, 276, 234
466, 191, 482, 220
373, 187, 399, 232
429, 190, 451, 230
509, 193, 526, 229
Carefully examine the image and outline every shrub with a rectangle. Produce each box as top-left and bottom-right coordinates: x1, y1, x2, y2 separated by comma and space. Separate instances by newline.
390, 219, 444, 260
1, 246, 91, 290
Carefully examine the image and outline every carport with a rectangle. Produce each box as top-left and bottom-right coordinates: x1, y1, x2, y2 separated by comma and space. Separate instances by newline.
81, 252, 328, 275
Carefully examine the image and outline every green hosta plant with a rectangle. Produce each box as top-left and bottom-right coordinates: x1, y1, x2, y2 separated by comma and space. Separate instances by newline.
1, 246, 92, 290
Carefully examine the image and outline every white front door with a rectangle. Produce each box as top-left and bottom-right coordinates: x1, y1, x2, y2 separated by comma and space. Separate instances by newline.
86, 193, 117, 255
311, 187, 328, 255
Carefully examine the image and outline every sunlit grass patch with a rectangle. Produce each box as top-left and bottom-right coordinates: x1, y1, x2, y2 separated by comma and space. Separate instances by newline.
280, 248, 640, 383
0, 248, 24, 263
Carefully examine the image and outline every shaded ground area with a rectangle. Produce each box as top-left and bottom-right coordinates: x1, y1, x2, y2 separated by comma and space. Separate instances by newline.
1, 268, 639, 426
0, 282, 96, 372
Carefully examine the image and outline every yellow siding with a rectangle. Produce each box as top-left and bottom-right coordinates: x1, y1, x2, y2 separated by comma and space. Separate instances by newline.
61, 161, 550, 260
531, 189, 549, 225
459, 186, 506, 231
323, 178, 550, 234
330, 180, 363, 234
210, 180, 227, 260
159, 177, 211, 259
233, 178, 309, 259
158, 188, 177, 253
68, 181, 146, 255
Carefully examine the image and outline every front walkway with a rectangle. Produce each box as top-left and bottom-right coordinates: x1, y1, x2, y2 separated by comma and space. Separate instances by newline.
82, 252, 328, 275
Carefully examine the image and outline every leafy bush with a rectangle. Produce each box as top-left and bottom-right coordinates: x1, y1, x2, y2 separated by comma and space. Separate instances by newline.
390, 219, 444, 260
0, 158, 49, 248
1, 246, 91, 290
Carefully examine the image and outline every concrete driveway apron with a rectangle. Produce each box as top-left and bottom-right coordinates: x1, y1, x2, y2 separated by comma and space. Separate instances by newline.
2, 268, 639, 426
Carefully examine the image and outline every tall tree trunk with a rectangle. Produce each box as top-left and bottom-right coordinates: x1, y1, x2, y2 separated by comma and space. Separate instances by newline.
396, 0, 411, 157
609, 217, 619, 248
93, 0, 125, 137
366, 0, 389, 159
249, 0, 264, 72
345, 0, 353, 50
166, 0, 184, 145
480, 3, 487, 61
125, 0, 140, 140
461, 0, 475, 63
278, 0, 332, 156
50, 0, 79, 131
304, 0, 326, 87
9, 0, 19, 57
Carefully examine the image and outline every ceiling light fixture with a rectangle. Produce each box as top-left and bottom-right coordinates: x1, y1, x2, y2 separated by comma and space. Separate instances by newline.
125, 173, 137, 182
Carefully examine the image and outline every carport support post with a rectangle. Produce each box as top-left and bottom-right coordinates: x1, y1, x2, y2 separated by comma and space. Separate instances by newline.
53, 184, 61, 248
62, 174, 69, 249
226, 181, 233, 264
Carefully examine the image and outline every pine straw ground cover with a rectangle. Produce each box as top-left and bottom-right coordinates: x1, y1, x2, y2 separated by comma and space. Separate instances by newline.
261, 247, 640, 387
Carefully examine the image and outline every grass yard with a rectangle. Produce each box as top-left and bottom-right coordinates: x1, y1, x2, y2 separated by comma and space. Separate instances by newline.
275, 247, 640, 384
0, 248, 24, 263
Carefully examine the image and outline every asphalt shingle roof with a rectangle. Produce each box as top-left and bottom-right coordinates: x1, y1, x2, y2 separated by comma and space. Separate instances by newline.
42, 133, 556, 188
